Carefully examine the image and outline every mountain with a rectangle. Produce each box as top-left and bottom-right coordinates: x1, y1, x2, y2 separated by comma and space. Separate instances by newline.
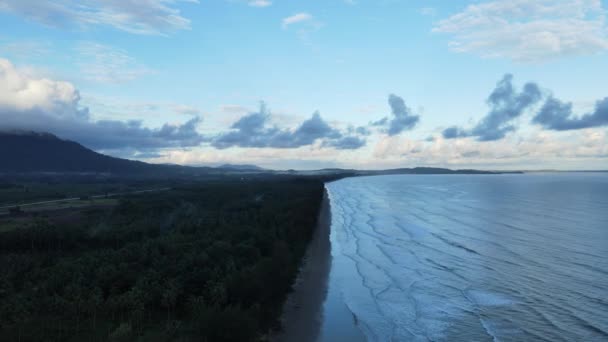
0, 131, 205, 175
0, 131, 516, 177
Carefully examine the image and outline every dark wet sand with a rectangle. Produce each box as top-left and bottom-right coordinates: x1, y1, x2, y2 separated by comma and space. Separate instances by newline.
272, 190, 365, 342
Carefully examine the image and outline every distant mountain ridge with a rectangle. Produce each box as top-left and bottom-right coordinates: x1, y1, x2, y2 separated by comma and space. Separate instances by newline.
285, 167, 502, 176
0, 131, 171, 174
218, 164, 265, 171
0, 131, 512, 176
0, 131, 271, 176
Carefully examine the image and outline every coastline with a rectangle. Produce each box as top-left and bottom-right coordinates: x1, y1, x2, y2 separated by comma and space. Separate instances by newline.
272, 187, 365, 342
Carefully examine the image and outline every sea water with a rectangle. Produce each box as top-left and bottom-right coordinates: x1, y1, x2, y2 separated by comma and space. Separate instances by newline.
322, 173, 608, 341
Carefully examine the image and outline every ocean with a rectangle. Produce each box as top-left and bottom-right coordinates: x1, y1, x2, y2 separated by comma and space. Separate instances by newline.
320, 173, 608, 341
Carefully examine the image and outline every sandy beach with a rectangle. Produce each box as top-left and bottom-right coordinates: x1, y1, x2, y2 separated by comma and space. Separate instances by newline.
272, 189, 365, 342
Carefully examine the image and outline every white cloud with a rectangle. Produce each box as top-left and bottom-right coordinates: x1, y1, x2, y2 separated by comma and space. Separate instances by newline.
282, 13, 313, 28
433, 0, 608, 62
75, 42, 153, 84
0, 58, 81, 115
281, 12, 323, 43
248, 0, 271, 7
0, 57, 205, 153
0, 0, 198, 35
372, 130, 608, 169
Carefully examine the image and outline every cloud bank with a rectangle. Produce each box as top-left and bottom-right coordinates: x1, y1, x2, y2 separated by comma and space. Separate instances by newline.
533, 96, 608, 130
443, 74, 542, 141
1, 54, 605, 169
373, 131, 608, 171
212, 103, 366, 150
0, 58, 204, 154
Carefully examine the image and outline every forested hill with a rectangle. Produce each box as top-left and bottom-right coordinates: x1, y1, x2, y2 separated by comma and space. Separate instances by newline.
0, 131, 155, 174
0, 131, 212, 176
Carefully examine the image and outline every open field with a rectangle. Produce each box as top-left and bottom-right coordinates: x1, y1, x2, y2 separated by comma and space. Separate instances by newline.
0, 198, 119, 233
0, 197, 119, 214
0, 185, 171, 233
0, 179, 173, 206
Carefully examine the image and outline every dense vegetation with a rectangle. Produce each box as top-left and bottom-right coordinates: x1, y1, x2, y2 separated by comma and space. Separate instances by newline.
0, 177, 326, 341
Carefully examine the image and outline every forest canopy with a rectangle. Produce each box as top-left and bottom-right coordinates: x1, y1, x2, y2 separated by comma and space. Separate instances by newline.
0, 176, 327, 341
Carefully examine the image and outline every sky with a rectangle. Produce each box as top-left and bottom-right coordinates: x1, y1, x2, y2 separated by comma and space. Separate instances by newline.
1, 0, 607, 170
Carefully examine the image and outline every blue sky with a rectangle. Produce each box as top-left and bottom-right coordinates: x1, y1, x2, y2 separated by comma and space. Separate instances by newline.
1, 0, 607, 169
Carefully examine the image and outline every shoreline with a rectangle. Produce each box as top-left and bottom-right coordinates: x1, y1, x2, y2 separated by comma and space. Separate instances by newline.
272, 187, 365, 342
272, 189, 332, 342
